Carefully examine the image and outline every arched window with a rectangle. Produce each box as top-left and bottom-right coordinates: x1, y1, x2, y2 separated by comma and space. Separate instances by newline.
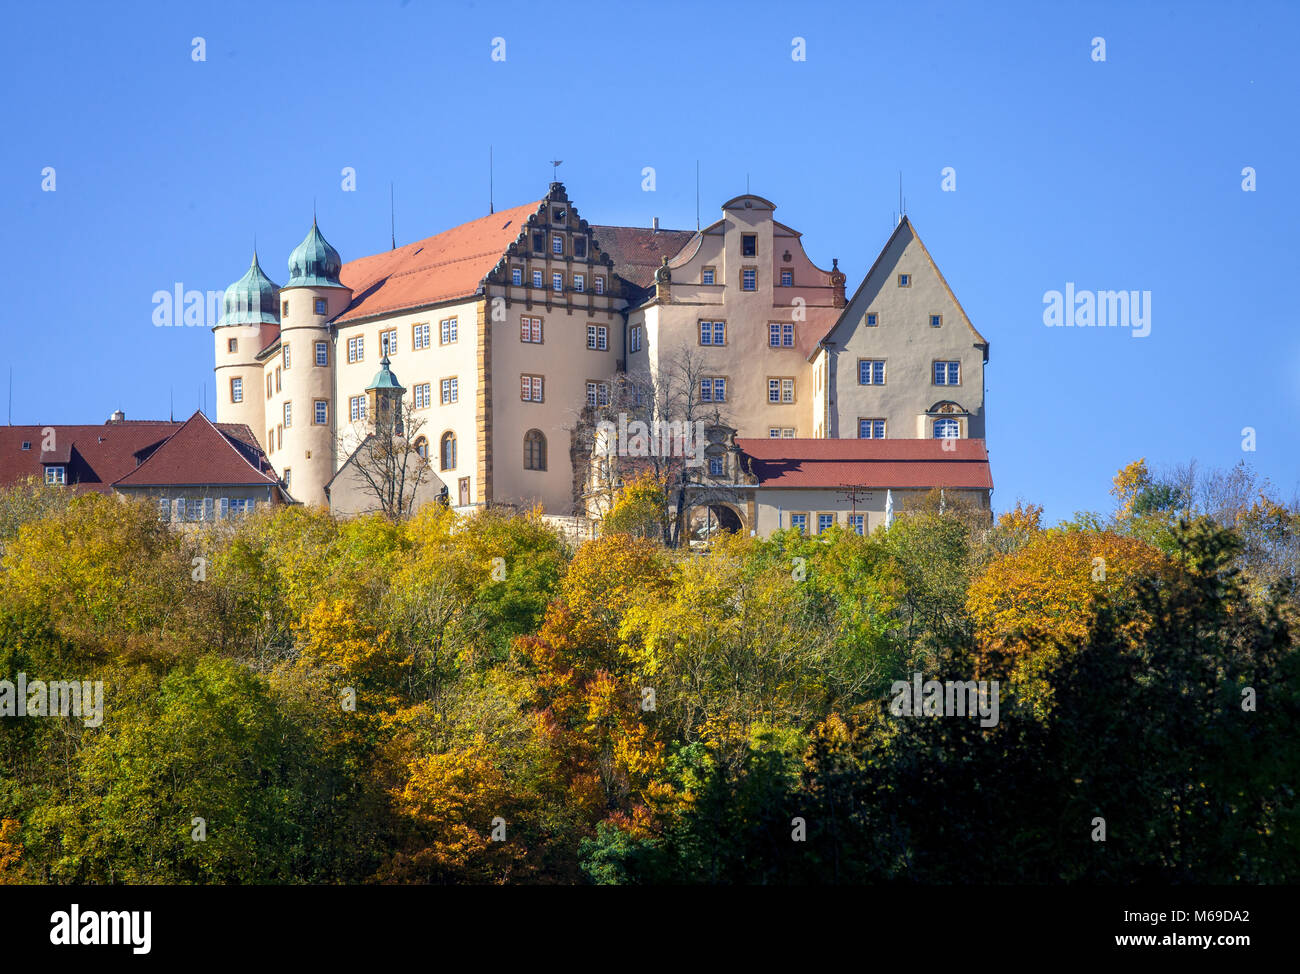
440, 431, 456, 471
524, 429, 547, 471
933, 418, 961, 439
413, 436, 428, 461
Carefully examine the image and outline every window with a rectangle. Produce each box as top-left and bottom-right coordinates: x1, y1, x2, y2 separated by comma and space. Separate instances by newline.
230, 376, 243, 403
524, 429, 547, 470
768, 427, 796, 438
275, 366, 281, 392
511, 267, 522, 286
532, 270, 543, 288
219, 498, 228, 519
158, 497, 170, 522
314, 297, 327, 315
266, 374, 273, 399
789, 513, 808, 534
44, 465, 65, 485
934, 361, 961, 385
381, 329, 398, 356
414, 436, 428, 461
849, 514, 865, 535
227, 338, 237, 353
282, 300, 289, 316
347, 336, 363, 363
708, 456, 724, 477
742, 268, 756, 291
573, 236, 586, 258
267, 429, 274, 452
702, 267, 715, 285
276, 426, 282, 450
283, 469, 292, 491
742, 234, 757, 257
586, 325, 608, 350
768, 378, 795, 403
769, 323, 794, 347
315, 341, 328, 366
440, 378, 458, 404
859, 360, 886, 385
934, 418, 961, 439
282, 344, 291, 369
440, 317, 458, 345
440, 432, 456, 470
283, 401, 292, 428
349, 395, 367, 421
552, 272, 563, 292
866, 312, 878, 327
586, 381, 609, 408
411, 323, 429, 350
521, 374, 543, 402
630, 324, 642, 352
699, 320, 726, 345
780, 269, 793, 287
818, 513, 835, 535
859, 418, 886, 439
533, 231, 545, 252
701, 377, 727, 402
573, 273, 585, 293
414, 383, 431, 409
898, 274, 911, 287
314, 400, 328, 425
521, 316, 543, 343
594, 276, 605, 295
552, 234, 564, 255
930, 314, 943, 328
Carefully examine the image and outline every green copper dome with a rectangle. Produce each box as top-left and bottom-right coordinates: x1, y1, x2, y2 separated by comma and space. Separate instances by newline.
366, 354, 405, 392
286, 220, 343, 287
219, 252, 280, 326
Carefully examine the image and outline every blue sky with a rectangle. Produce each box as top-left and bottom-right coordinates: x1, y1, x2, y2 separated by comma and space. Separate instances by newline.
1, 0, 1296, 523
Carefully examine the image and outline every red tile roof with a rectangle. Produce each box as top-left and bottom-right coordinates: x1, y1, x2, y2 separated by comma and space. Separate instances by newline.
0, 415, 272, 494
335, 201, 543, 323
590, 225, 695, 289
737, 437, 993, 490
112, 411, 278, 488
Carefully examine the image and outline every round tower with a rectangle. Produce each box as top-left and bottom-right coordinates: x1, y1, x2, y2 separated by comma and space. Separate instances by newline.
278, 219, 351, 506
214, 252, 280, 443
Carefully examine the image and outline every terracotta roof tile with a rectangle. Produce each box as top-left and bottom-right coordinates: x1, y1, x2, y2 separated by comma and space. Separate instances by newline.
335, 201, 543, 323
737, 437, 993, 490
0, 415, 271, 494
113, 411, 278, 488
590, 226, 695, 289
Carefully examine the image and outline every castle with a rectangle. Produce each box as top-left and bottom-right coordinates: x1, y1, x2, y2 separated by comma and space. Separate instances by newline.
213, 182, 992, 534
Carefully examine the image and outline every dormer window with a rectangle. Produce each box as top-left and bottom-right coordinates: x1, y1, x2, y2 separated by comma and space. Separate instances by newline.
44, 465, 66, 485
21, 441, 30, 451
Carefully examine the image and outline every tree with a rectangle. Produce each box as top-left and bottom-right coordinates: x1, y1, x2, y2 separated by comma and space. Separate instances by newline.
339, 398, 434, 520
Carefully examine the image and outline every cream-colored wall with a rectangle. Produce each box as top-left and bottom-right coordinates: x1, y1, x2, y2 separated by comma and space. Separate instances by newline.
333, 297, 483, 507
489, 284, 623, 514
326, 450, 446, 518
273, 284, 350, 506
751, 487, 990, 536
828, 222, 986, 441
213, 320, 277, 442
647, 197, 841, 439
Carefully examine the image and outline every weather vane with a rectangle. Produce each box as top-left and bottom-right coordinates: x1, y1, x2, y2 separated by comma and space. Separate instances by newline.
550, 159, 563, 181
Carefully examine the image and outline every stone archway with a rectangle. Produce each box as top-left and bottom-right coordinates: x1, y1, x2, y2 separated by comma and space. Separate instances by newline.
687, 502, 745, 540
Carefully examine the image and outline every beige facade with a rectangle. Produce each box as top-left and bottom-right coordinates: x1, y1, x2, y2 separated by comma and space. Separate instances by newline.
213, 185, 991, 523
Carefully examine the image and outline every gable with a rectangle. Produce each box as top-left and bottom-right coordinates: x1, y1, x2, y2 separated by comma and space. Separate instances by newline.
818, 217, 987, 358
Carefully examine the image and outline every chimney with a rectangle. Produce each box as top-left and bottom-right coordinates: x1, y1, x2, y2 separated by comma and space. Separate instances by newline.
109, 410, 125, 423
652, 217, 659, 232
